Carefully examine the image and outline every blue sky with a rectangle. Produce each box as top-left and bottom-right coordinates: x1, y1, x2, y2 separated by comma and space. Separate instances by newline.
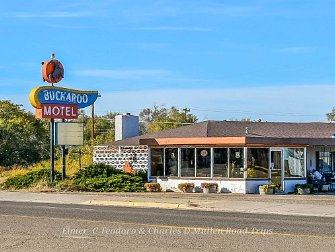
1, 0, 335, 122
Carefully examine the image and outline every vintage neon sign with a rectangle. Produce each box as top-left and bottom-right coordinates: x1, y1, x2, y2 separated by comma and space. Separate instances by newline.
29, 86, 99, 109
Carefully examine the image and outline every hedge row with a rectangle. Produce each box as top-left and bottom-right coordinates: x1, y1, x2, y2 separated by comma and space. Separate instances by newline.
1, 164, 147, 192
1, 168, 62, 189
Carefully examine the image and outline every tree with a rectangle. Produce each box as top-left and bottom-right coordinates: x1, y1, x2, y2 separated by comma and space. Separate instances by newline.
0, 100, 49, 167
326, 107, 335, 122
76, 110, 116, 145
139, 105, 198, 134
139, 105, 168, 134
92, 112, 116, 144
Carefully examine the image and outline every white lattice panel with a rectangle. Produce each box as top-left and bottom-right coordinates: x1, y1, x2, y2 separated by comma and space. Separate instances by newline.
93, 145, 148, 171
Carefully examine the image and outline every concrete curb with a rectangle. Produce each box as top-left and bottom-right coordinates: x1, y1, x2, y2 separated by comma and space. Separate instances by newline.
1, 192, 334, 218
86, 200, 189, 209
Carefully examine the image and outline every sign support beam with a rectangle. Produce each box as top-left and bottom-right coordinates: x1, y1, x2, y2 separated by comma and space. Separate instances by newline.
61, 119, 66, 180
50, 118, 55, 182
61, 145, 66, 180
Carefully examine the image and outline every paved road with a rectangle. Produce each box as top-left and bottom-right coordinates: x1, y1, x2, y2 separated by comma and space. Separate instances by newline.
0, 201, 334, 251
1, 191, 335, 217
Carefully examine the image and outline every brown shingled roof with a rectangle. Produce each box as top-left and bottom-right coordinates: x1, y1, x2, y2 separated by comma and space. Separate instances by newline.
106, 121, 335, 146
207, 121, 335, 138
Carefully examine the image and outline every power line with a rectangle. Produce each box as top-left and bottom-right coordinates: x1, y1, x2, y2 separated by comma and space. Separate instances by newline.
76, 105, 327, 119
188, 106, 323, 118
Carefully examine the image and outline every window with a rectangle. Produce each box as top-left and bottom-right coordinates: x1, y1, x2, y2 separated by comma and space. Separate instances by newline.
247, 148, 269, 178
150, 148, 164, 176
165, 148, 178, 176
181, 148, 195, 177
316, 151, 333, 173
196, 148, 211, 177
229, 148, 244, 178
213, 148, 228, 177
284, 148, 305, 178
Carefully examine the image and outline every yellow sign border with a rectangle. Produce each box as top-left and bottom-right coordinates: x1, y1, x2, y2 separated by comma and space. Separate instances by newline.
29, 86, 98, 109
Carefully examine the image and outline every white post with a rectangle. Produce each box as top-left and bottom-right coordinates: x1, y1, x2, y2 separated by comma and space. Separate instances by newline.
210, 148, 214, 178
148, 148, 151, 181
178, 148, 181, 177
194, 148, 197, 178
163, 148, 166, 177
227, 148, 230, 178
244, 147, 248, 179
304, 147, 307, 180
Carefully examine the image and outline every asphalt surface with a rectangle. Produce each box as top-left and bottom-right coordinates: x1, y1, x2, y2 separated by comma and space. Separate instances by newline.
0, 201, 334, 251
1, 201, 335, 236
1, 191, 335, 217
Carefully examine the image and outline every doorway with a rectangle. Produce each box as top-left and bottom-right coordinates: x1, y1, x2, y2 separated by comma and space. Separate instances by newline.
271, 150, 283, 190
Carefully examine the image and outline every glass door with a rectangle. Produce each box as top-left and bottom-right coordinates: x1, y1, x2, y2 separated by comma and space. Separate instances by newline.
271, 150, 283, 190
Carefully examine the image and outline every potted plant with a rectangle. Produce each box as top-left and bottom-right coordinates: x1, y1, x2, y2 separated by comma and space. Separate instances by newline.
178, 183, 194, 193
201, 183, 218, 193
144, 182, 161, 192
247, 168, 256, 178
259, 184, 274, 195
295, 184, 312, 195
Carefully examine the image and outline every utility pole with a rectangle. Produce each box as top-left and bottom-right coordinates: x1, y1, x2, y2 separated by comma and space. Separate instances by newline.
183, 107, 190, 114
91, 103, 95, 146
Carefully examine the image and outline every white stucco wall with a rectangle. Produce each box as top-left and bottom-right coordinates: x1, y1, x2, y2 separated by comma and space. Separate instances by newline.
156, 178, 247, 193
156, 178, 308, 194
245, 180, 270, 194
283, 179, 307, 193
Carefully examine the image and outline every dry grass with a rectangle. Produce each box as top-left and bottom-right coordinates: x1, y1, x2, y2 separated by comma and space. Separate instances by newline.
0, 153, 93, 182
0, 168, 28, 179
24, 181, 57, 192
0, 146, 93, 192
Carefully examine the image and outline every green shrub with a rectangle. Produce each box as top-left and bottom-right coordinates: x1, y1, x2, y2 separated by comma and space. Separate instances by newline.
1, 168, 61, 189
55, 179, 84, 192
81, 174, 145, 192
135, 169, 148, 183
73, 163, 122, 184
294, 183, 314, 193
0, 163, 147, 192
72, 164, 146, 192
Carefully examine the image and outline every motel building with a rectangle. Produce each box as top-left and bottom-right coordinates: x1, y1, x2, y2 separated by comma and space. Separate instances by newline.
94, 114, 335, 194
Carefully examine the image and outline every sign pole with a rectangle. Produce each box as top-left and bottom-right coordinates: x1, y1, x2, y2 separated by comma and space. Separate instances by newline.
61, 145, 66, 180
61, 119, 66, 180
50, 118, 55, 182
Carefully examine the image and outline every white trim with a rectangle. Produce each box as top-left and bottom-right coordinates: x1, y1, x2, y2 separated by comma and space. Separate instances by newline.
227, 148, 231, 178
268, 148, 271, 180
304, 147, 307, 178
163, 148, 166, 177
148, 149, 151, 181
243, 147, 248, 179
194, 148, 197, 178
178, 148, 181, 177
281, 149, 285, 190
210, 148, 214, 178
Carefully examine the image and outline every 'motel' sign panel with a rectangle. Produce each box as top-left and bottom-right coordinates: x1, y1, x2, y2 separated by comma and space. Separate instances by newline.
35, 104, 79, 119
30, 86, 99, 119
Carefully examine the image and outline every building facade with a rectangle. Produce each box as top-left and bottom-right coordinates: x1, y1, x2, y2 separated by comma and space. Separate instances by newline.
94, 121, 335, 193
